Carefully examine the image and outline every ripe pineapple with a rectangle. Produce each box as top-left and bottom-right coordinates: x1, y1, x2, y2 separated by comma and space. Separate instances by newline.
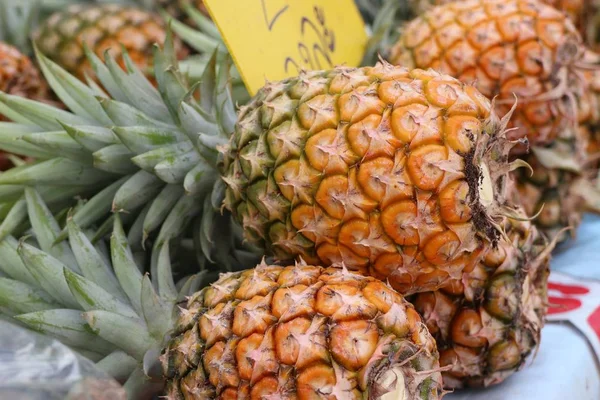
0, 191, 444, 399
0, 43, 527, 295
409, 0, 600, 52
390, 0, 590, 150
411, 215, 552, 388
33, 4, 188, 82
386, 0, 597, 240
222, 62, 527, 295
408, 0, 589, 33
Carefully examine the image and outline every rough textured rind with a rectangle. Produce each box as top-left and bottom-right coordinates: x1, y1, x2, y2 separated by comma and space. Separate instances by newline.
390, 0, 590, 152
222, 62, 520, 295
162, 263, 444, 399
33, 4, 188, 81
410, 0, 600, 53
409, 0, 590, 36
389, 0, 599, 241
411, 215, 551, 389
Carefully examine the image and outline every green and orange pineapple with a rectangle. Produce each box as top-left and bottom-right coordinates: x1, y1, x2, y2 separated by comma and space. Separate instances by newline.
412, 215, 552, 388
0, 191, 444, 399
222, 63, 525, 295
33, 4, 188, 82
164, 261, 444, 399
408, 0, 591, 36
385, 0, 598, 241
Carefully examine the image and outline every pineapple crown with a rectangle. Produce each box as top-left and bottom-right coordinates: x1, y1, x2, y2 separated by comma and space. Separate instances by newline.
0, 188, 210, 398
0, 30, 260, 273
0, 0, 40, 54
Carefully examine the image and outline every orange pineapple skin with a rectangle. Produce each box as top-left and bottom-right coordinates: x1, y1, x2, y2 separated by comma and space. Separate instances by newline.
411, 0, 588, 31
163, 263, 444, 399
411, 217, 550, 388
222, 63, 517, 295
391, 0, 590, 153
34, 4, 188, 82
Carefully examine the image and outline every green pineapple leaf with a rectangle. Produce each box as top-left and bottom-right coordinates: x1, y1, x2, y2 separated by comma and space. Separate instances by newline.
96, 351, 139, 383
140, 275, 173, 340
155, 243, 178, 302
18, 242, 80, 308
142, 184, 185, 242
34, 45, 112, 124
0, 236, 37, 286
127, 202, 152, 250
111, 215, 145, 315
83, 310, 153, 360
24, 188, 79, 271
67, 216, 128, 302
61, 123, 119, 152
112, 171, 165, 213
0, 123, 57, 159
0, 277, 59, 316
0, 158, 115, 186
54, 176, 130, 243
16, 309, 117, 354
22, 131, 91, 163
93, 144, 138, 175
0, 92, 92, 129
64, 268, 139, 319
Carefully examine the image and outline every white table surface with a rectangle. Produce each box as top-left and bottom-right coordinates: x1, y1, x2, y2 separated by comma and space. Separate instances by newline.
448, 214, 600, 400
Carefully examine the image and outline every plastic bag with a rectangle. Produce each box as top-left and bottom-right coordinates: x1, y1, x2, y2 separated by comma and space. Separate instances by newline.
0, 320, 126, 400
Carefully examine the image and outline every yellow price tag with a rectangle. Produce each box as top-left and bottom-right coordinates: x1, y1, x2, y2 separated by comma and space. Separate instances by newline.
203, 0, 368, 96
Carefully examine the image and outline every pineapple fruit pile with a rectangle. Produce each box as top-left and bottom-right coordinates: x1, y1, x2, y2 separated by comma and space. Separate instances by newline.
0, 0, 597, 398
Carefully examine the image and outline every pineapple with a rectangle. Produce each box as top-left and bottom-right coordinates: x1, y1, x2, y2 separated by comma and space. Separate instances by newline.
222, 63, 525, 295
411, 214, 552, 388
0, 43, 527, 295
408, 0, 590, 34
385, 0, 597, 240
389, 0, 590, 150
33, 4, 188, 82
0, 190, 444, 399
414, 0, 600, 53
